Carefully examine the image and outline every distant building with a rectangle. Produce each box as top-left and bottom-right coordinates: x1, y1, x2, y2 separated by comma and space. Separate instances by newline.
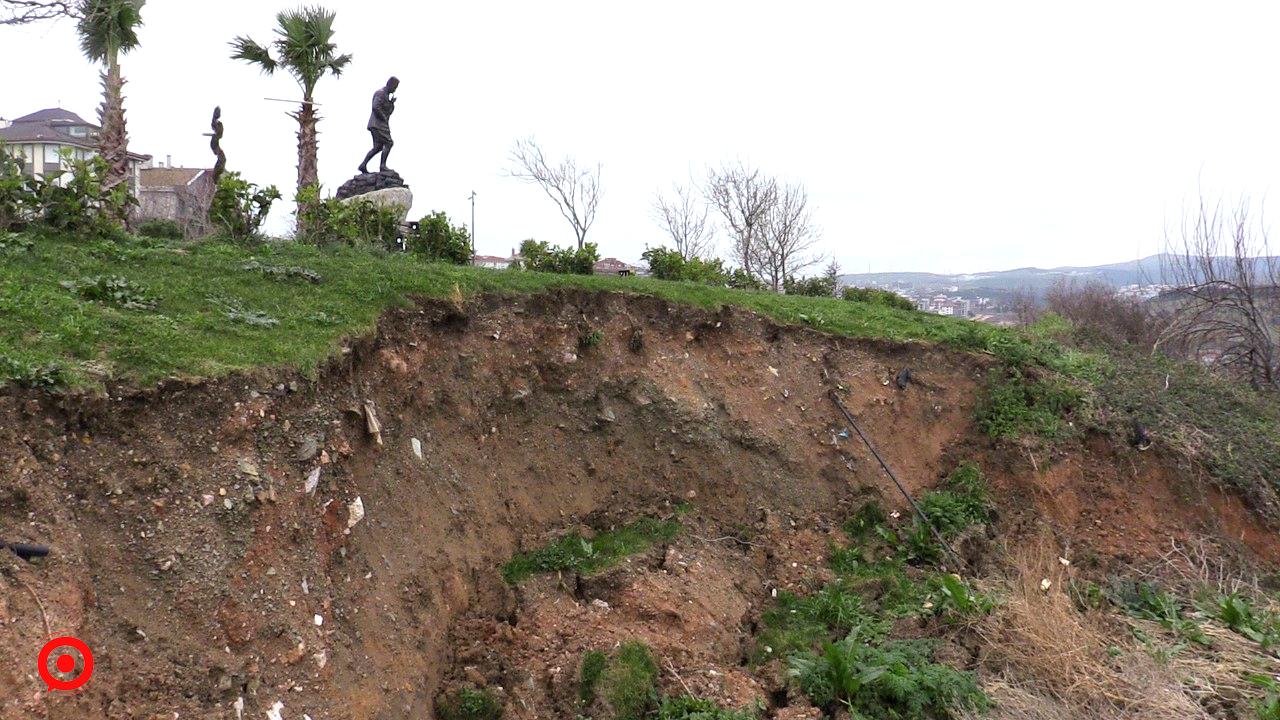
0, 108, 150, 194
594, 257, 646, 276
472, 254, 511, 269
137, 164, 215, 232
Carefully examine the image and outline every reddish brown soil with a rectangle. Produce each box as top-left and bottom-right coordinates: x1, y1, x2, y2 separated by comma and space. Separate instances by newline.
0, 289, 1273, 719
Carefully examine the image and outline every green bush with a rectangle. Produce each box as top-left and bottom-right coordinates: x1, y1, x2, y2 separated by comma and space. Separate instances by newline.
34, 154, 132, 241
726, 268, 765, 290
436, 686, 502, 720
784, 274, 837, 297
515, 239, 599, 274
598, 642, 659, 720
295, 185, 401, 248
788, 637, 987, 719
137, 218, 184, 240
210, 171, 280, 243
842, 286, 916, 312
0, 144, 38, 232
412, 211, 471, 264
641, 246, 729, 284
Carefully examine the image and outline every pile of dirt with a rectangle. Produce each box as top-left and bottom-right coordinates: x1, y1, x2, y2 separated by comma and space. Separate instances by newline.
0, 289, 1273, 719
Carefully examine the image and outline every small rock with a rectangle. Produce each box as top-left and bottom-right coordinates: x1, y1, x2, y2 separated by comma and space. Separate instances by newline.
598, 406, 617, 424
313, 614, 324, 627
347, 497, 365, 529
237, 458, 259, 477
201, 494, 215, 507
295, 436, 319, 463
411, 438, 423, 460
591, 599, 610, 610
304, 467, 321, 495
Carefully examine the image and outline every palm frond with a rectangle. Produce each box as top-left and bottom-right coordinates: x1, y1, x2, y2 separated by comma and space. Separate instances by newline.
230, 36, 277, 73
77, 0, 144, 63
327, 52, 353, 77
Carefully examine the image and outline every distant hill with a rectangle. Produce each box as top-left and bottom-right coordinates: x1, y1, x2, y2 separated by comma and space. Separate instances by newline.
840, 254, 1277, 295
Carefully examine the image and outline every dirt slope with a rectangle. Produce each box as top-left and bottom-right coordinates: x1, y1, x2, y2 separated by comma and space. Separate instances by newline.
0, 289, 1272, 719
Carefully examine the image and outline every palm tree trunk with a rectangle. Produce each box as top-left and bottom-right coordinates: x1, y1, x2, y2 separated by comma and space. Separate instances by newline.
295, 100, 319, 195
97, 51, 130, 221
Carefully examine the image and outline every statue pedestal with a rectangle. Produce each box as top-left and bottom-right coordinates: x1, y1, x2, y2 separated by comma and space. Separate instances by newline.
335, 170, 413, 224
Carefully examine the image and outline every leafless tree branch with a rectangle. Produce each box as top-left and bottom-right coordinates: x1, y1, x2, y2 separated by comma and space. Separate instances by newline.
705, 162, 776, 278
754, 182, 821, 292
653, 184, 712, 260
1161, 196, 1280, 389
0, 0, 79, 24
509, 137, 601, 250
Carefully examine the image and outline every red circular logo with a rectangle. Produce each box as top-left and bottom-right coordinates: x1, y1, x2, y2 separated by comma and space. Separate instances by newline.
37, 636, 94, 692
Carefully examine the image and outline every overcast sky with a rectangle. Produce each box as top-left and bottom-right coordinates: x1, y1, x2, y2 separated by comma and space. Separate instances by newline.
4, 1, 1280, 273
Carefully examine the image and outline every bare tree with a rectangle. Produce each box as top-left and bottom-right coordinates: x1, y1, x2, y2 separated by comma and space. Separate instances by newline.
652, 184, 712, 260
1009, 286, 1040, 327
1161, 197, 1280, 388
1044, 278, 1154, 347
509, 138, 601, 250
754, 182, 821, 292
0, 0, 78, 24
705, 162, 776, 278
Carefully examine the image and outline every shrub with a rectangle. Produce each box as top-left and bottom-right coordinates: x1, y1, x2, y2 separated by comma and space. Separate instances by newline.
436, 686, 502, 720
38, 154, 132, 241
209, 171, 280, 243
842, 286, 916, 312
598, 642, 659, 720
784, 274, 837, 297
1044, 278, 1153, 347
788, 637, 987, 719
0, 144, 38, 232
726, 268, 765, 291
641, 246, 729, 284
412, 211, 471, 264
137, 218, 184, 241
295, 185, 401, 248
515, 239, 599, 274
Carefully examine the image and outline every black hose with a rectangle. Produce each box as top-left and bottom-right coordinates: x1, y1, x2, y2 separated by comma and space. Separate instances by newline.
3, 542, 50, 561
828, 390, 962, 567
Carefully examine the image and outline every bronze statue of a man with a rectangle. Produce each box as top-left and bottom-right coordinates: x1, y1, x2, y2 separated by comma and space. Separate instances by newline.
359, 76, 399, 174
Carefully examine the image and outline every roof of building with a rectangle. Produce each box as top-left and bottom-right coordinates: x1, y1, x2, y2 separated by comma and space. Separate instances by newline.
472, 255, 510, 264
12, 108, 91, 125
0, 108, 150, 160
140, 167, 208, 188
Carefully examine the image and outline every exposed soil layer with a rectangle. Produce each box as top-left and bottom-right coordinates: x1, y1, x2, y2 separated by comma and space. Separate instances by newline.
0, 289, 1274, 719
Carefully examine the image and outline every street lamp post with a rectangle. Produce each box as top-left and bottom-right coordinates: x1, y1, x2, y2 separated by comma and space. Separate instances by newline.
467, 191, 476, 261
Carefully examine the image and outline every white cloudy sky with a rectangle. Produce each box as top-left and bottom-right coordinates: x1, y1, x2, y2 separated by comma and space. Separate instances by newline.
3, 1, 1280, 273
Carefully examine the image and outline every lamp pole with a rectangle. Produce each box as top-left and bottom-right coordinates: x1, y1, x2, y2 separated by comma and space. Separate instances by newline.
467, 191, 476, 260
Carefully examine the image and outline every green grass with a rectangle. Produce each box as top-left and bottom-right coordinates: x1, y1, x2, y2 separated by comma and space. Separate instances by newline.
0, 232, 995, 390
501, 516, 681, 584
597, 642, 659, 720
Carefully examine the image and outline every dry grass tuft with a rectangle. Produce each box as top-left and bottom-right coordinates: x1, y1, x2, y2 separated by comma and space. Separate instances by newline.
973, 539, 1212, 719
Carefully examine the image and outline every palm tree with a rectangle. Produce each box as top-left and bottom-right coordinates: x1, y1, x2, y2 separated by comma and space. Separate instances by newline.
77, 0, 144, 204
231, 6, 352, 199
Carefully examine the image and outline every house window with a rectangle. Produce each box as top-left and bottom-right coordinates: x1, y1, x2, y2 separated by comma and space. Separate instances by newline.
44, 145, 62, 165
69, 126, 87, 137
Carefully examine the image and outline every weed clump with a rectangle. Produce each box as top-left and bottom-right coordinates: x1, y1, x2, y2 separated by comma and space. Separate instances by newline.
579, 649, 608, 703
578, 642, 659, 720
61, 275, 156, 310
502, 516, 680, 584
436, 686, 502, 720
656, 695, 761, 719
788, 637, 987, 719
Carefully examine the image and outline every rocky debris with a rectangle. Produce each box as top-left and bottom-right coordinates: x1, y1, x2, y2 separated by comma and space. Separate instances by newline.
334, 170, 407, 199
347, 497, 365, 529
295, 436, 319, 463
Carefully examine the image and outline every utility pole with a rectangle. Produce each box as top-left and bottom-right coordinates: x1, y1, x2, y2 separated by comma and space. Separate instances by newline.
467, 191, 476, 260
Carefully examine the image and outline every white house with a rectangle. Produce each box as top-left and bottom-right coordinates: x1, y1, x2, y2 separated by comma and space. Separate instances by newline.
0, 108, 150, 194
